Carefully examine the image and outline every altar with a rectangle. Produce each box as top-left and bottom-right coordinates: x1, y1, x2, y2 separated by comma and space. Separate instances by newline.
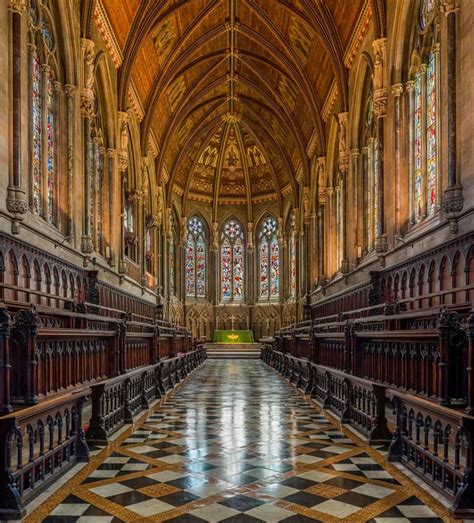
213, 330, 255, 343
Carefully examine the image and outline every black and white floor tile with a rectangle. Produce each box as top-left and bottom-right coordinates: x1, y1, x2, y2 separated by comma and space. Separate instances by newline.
30, 361, 453, 522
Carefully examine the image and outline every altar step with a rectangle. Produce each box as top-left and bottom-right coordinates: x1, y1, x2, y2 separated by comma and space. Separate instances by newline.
204, 343, 262, 359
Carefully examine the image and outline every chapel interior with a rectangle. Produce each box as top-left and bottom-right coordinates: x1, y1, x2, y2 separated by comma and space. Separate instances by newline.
0, 0, 473, 521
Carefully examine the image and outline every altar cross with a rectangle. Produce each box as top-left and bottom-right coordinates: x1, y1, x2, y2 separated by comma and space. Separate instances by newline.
230, 314, 236, 330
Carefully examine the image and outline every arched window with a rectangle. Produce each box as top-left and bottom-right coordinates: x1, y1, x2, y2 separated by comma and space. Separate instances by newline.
289, 218, 297, 297
409, 0, 439, 224
186, 217, 207, 299
258, 216, 279, 301
28, 0, 60, 226
220, 219, 244, 301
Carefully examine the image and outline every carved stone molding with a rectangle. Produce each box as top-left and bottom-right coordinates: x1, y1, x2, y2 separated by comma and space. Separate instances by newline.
392, 83, 403, 98
373, 89, 388, 118
6, 186, 27, 235
442, 185, 464, 234
146, 214, 159, 229
7, 0, 26, 14
81, 236, 94, 255
247, 222, 254, 250
440, 0, 460, 15
80, 88, 95, 117
81, 38, 95, 91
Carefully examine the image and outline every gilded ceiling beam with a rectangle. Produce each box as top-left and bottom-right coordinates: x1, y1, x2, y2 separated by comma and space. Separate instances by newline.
234, 122, 253, 222
166, 101, 230, 202
239, 117, 284, 213
243, 1, 324, 153
300, 0, 348, 110
119, 0, 218, 110
182, 122, 224, 214
212, 122, 232, 222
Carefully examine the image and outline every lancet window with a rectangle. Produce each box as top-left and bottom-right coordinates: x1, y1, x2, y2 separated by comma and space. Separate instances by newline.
258, 216, 280, 301
186, 217, 207, 299
221, 219, 245, 301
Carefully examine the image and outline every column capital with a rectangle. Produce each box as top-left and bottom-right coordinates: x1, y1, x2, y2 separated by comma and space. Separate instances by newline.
106, 148, 117, 159
350, 148, 360, 159
41, 63, 51, 76
64, 84, 77, 97
80, 88, 95, 117
391, 83, 404, 97
8, 0, 26, 14
53, 80, 63, 94
440, 0, 460, 15
405, 79, 416, 92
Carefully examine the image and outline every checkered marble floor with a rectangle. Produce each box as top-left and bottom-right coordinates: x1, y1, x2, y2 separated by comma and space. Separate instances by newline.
29, 361, 454, 522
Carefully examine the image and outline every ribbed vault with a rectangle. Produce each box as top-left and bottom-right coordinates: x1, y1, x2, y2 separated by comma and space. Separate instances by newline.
100, 0, 370, 211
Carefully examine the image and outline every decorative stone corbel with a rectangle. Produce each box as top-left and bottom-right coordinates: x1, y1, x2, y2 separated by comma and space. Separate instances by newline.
211, 222, 219, 251
247, 222, 254, 250
372, 38, 388, 119
117, 111, 129, 172
80, 39, 95, 117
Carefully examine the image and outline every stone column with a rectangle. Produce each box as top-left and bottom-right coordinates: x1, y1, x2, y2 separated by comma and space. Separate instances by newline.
441, 0, 463, 233
316, 157, 326, 283
350, 148, 360, 259
80, 38, 95, 259
405, 80, 416, 227
338, 112, 349, 273
211, 221, 219, 331
373, 38, 388, 255
326, 187, 334, 274
6, 0, 28, 234
117, 111, 129, 274
318, 198, 325, 283
247, 221, 254, 328
392, 84, 404, 236
65, 84, 77, 238
106, 148, 117, 266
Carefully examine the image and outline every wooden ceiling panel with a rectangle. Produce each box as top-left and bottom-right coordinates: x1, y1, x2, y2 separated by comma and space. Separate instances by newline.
99, 0, 369, 206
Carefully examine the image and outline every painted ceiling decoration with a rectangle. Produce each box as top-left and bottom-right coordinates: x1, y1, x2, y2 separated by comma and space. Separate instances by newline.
91, 0, 380, 212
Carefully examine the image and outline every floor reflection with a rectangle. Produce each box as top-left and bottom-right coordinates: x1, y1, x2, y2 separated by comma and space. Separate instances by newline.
34, 361, 452, 522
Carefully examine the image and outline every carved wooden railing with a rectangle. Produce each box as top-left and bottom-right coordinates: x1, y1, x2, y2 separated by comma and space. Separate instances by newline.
389, 391, 474, 518
264, 348, 391, 444
273, 306, 472, 408
0, 391, 89, 520
0, 301, 195, 413
86, 346, 206, 444
262, 345, 474, 515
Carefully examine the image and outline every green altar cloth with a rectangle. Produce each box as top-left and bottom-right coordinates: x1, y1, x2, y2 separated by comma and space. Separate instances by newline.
213, 330, 255, 343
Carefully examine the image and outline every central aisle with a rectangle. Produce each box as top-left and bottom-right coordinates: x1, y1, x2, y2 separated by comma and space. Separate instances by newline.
37, 361, 449, 522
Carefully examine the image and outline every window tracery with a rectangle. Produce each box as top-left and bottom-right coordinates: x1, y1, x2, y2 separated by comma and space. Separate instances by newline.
410, 0, 440, 224
221, 219, 244, 301
258, 216, 280, 301
186, 217, 207, 299
28, 0, 59, 226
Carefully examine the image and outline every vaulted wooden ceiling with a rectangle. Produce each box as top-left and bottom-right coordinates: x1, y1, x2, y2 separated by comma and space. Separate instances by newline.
98, 0, 374, 209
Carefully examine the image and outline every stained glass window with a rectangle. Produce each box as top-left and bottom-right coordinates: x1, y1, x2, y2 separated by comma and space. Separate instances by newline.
414, 72, 423, 223
290, 228, 296, 297
410, 0, 439, 225
426, 51, 437, 216
258, 217, 279, 300
420, 0, 435, 29
31, 48, 42, 215
29, 4, 58, 226
221, 219, 245, 301
185, 217, 206, 299
46, 74, 55, 224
